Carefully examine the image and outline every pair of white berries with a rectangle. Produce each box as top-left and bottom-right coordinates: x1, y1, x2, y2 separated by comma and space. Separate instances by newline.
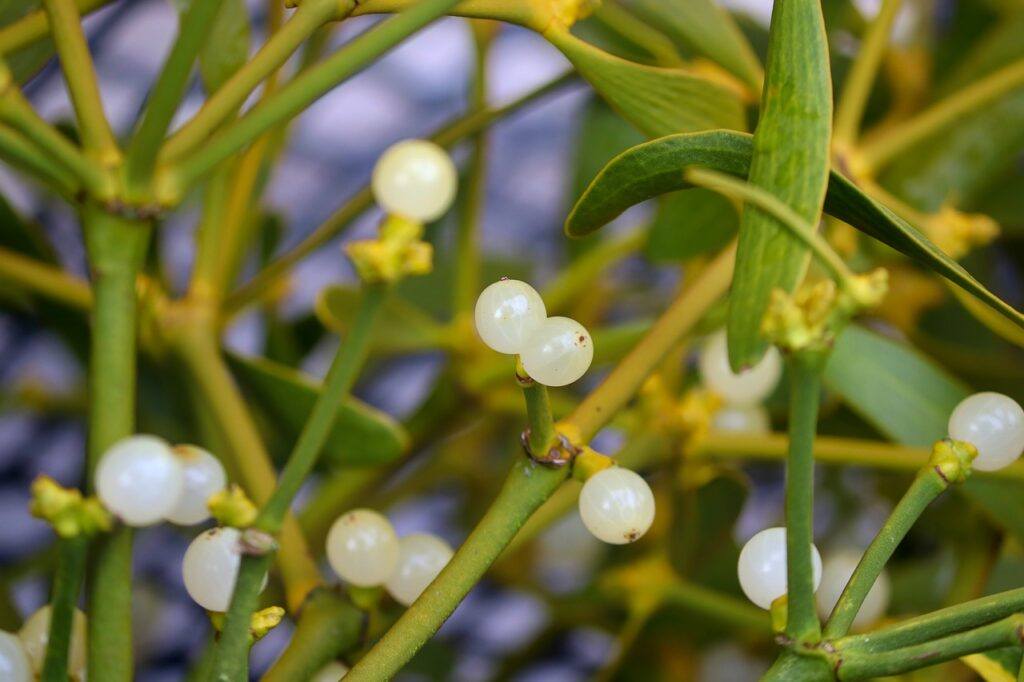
326, 510, 454, 607
475, 279, 594, 387
701, 330, 780, 436
96, 435, 227, 527
0, 605, 88, 682
736, 529, 890, 630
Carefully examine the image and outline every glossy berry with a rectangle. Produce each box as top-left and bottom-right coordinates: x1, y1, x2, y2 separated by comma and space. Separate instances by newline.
311, 661, 349, 681
385, 533, 454, 606
948, 392, 1024, 472
167, 445, 227, 525
96, 434, 185, 527
520, 316, 594, 387
816, 549, 890, 630
19, 605, 87, 679
712, 404, 771, 435
578, 467, 655, 544
699, 330, 782, 406
326, 509, 400, 587
371, 139, 457, 221
737, 527, 822, 610
182, 527, 265, 612
0, 631, 31, 682
474, 279, 547, 354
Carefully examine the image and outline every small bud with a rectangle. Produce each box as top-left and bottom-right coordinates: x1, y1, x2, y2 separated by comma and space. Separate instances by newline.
29, 475, 112, 538
929, 438, 977, 485
345, 216, 434, 284
250, 606, 285, 641
572, 446, 614, 482
770, 595, 788, 634
925, 206, 999, 260
208, 484, 258, 528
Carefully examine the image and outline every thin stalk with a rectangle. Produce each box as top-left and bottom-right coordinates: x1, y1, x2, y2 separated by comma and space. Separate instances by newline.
836, 615, 1024, 680
859, 57, 1024, 172
517, 357, 556, 456
222, 70, 577, 313
0, 0, 111, 54
0, 246, 92, 309
0, 123, 79, 196
823, 467, 949, 638
160, 0, 342, 164
123, 0, 229, 194
345, 460, 570, 680
80, 207, 151, 682
209, 285, 387, 678
833, 0, 903, 146
162, 0, 463, 197
563, 241, 735, 443
542, 228, 644, 314
662, 578, 771, 633
784, 355, 824, 643
261, 589, 364, 682
40, 536, 87, 682
40, 0, 118, 160
592, 0, 684, 67
837, 586, 1024, 653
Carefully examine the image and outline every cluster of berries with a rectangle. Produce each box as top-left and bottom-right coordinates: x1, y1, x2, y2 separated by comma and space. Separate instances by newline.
700, 330, 781, 435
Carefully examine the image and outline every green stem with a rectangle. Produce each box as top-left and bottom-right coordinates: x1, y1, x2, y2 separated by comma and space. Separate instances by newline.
0, 0, 111, 54
40, 536, 87, 682
162, 0, 462, 198
784, 355, 824, 643
836, 615, 1024, 680
161, 0, 341, 164
822, 466, 949, 639
517, 357, 556, 457
836, 587, 1024, 654
0, 246, 92, 309
542, 228, 644, 314
123, 0, 229, 195
208, 553, 272, 681
40, 0, 118, 160
261, 589, 364, 682
662, 578, 772, 633
0, 123, 79, 196
345, 460, 569, 680
222, 70, 576, 314
832, 0, 903, 145
81, 206, 150, 682
591, 0, 684, 67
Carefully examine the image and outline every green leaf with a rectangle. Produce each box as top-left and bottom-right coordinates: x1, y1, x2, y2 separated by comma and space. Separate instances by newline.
198, 0, 250, 92
564, 130, 1024, 332
645, 188, 738, 262
630, 0, 763, 91
670, 469, 748, 592
226, 353, 408, 468
727, 0, 832, 369
315, 286, 449, 355
546, 29, 746, 138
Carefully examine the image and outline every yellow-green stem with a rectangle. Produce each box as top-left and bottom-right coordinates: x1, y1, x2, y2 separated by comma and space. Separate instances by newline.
0, 246, 92, 309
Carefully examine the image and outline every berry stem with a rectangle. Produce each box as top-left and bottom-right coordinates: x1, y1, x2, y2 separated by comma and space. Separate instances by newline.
822, 465, 950, 639
40, 536, 87, 682
518, 358, 557, 458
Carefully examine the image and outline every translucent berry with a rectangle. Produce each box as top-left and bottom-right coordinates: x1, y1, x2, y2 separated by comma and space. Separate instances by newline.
182, 527, 266, 612
816, 549, 890, 631
0, 631, 32, 682
326, 509, 400, 587
311, 661, 349, 681
96, 434, 185, 527
385, 533, 454, 606
520, 316, 594, 387
699, 330, 782, 406
371, 139, 457, 221
712, 404, 771, 435
474, 279, 547, 354
578, 467, 655, 545
19, 605, 87, 679
167, 445, 227, 525
737, 527, 822, 610
948, 392, 1024, 472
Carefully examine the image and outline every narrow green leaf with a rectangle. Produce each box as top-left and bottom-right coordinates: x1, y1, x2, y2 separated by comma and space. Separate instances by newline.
546, 29, 747, 137
227, 353, 408, 467
315, 285, 449, 355
630, 0, 763, 91
645, 188, 738, 262
727, 0, 832, 369
197, 0, 250, 92
564, 130, 1024, 331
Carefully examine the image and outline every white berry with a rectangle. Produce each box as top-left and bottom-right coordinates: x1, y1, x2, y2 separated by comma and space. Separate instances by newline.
474, 279, 547, 354
737, 527, 822, 610
166, 445, 227, 525
816, 549, 890, 631
18, 605, 86, 679
0, 631, 31, 682
311, 661, 349, 681
699, 330, 782, 406
948, 392, 1024, 472
182, 527, 266, 612
712, 404, 771, 435
96, 434, 185, 527
578, 467, 655, 544
371, 139, 457, 221
326, 509, 400, 587
520, 316, 594, 387
385, 533, 453, 606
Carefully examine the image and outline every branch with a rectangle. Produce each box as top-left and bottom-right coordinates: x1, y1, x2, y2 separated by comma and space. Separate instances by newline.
0, 246, 92, 309
0, 0, 111, 55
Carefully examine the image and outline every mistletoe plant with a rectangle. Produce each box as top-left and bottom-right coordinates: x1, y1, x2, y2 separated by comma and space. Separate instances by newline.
0, 0, 1023, 680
